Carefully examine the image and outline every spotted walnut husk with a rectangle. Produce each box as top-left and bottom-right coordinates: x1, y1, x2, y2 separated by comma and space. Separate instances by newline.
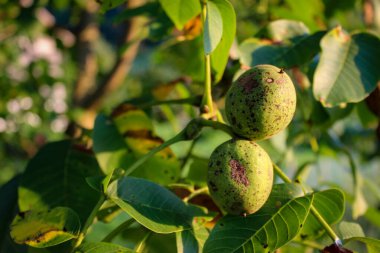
207, 139, 273, 215
225, 65, 296, 140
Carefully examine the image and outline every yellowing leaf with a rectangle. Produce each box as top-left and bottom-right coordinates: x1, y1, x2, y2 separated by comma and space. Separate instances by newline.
10, 207, 80, 248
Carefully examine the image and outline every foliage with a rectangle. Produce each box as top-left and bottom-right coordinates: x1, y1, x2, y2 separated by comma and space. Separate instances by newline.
1, 0, 380, 253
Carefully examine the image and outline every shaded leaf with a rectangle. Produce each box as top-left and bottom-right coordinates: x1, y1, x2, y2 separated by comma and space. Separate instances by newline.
10, 207, 80, 248
74, 242, 134, 253
0, 176, 25, 253
256, 19, 310, 41
111, 104, 181, 185
93, 114, 135, 175
300, 189, 345, 239
107, 177, 208, 233
204, 1, 223, 54
203, 183, 311, 253
210, 0, 236, 83
239, 31, 325, 68
336, 221, 365, 240
114, 2, 160, 22
0, 176, 19, 244
18, 141, 102, 225
186, 157, 208, 186
176, 229, 199, 253
158, 0, 201, 30
98, 0, 125, 14
345, 237, 380, 253
176, 221, 209, 253
313, 28, 380, 106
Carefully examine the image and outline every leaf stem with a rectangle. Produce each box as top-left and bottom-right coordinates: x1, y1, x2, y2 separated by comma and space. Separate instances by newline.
272, 163, 292, 183
122, 118, 234, 178
183, 186, 209, 202
124, 132, 186, 177
102, 218, 135, 242
139, 96, 202, 109
200, 0, 214, 118
72, 194, 106, 250
293, 239, 324, 250
134, 231, 152, 252
272, 163, 341, 243
310, 206, 340, 242
197, 118, 235, 137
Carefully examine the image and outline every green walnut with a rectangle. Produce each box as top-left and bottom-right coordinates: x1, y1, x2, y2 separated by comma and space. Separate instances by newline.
207, 139, 273, 215
225, 64, 296, 140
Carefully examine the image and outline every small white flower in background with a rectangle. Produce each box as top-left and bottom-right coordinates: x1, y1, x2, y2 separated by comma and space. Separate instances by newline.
39, 84, 51, 98
51, 115, 68, 133
0, 118, 7, 133
7, 99, 21, 114
25, 112, 41, 127
19, 97, 33, 110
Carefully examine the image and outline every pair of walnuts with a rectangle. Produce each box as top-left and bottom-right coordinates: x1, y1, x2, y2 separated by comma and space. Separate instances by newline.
207, 65, 297, 216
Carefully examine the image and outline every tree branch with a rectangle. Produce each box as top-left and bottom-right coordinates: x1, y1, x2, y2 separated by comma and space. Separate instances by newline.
73, 1, 99, 106
79, 0, 147, 113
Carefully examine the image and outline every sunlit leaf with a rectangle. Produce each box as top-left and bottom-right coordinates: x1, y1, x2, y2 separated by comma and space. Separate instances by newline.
203, 183, 311, 253
209, 0, 236, 83
300, 189, 344, 239
74, 242, 134, 253
158, 0, 201, 30
313, 27, 380, 106
204, 1, 223, 54
18, 141, 103, 225
10, 207, 80, 248
107, 177, 208, 233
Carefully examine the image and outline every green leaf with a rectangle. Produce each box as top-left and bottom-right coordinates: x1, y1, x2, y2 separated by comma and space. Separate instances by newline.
114, 2, 160, 23
313, 28, 380, 106
0, 176, 19, 245
203, 183, 311, 253
107, 177, 206, 233
345, 237, 380, 253
98, 0, 125, 14
336, 221, 365, 240
18, 141, 103, 225
255, 19, 310, 41
186, 157, 208, 186
203, 1, 223, 54
10, 207, 80, 248
74, 242, 134, 253
176, 229, 199, 253
111, 105, 181, 185
210, 0, 236, 83
93, 114, 134, 175
158, 0, 201, 30
300, 189, 345, 239
176, 221, 209, 253
0, 176, 25, 253
239, 31, 325, 68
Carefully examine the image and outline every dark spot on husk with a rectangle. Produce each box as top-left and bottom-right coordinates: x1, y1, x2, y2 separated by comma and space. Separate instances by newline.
209, 181, 218, 191
229, 159, 250, 186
